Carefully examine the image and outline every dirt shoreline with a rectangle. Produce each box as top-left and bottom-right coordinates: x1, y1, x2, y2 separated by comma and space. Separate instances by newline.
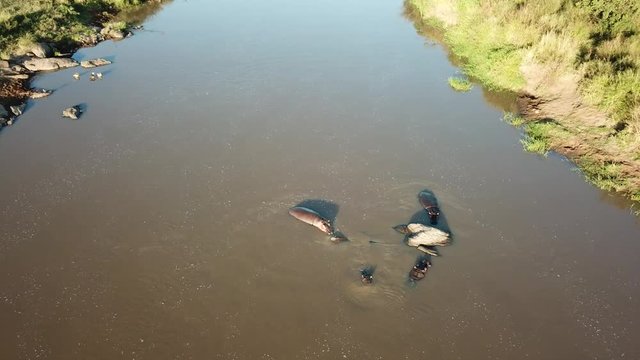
405, 0, 640, 209
516, 62, 640, 196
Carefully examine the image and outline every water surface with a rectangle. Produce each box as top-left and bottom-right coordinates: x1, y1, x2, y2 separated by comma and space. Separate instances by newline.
1, 0, 639, 359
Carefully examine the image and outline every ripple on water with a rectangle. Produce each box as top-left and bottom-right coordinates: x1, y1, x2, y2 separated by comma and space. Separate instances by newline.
344, 281, 407, 310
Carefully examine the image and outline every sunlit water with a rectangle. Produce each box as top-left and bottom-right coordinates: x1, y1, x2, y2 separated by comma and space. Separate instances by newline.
1, 0, 639, 359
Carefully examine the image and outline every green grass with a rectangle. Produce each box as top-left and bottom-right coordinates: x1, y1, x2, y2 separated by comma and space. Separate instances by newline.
520, 122, 552, 156
520, 121, 571, 156
576, 158, 628, 192
407, 0, 640, 137
448, 76, 472, 92
0, 0, 159, 58
407, 0, 640, 205
502, 112, 525, 127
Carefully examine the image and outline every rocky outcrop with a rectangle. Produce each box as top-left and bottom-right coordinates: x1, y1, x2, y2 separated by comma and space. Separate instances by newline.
77, 27, 104, 47
0, 104, 25, 128
22, 57, 79, 72
12, 43, 54, 58
30, 43, 53, 58
62, 106, 82, 119
101, 27, 126, 40
29, 89, 53, 99
10, 104, 25, 116
0, 62, 28, 78
80, 58, 112, 68
0, 105, 15, 127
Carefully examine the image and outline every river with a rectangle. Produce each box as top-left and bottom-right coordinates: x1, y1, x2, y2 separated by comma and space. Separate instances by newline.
1, 0, 639, 358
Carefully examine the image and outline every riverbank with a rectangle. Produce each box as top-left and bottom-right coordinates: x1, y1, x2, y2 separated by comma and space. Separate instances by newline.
0, 0, 168, 127
405, 0, 640, 207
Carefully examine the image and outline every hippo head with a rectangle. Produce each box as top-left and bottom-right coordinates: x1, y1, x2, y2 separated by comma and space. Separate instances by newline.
415, 258, 432, 271
360, 267, 375, 285
361, 272, 373, 285
426, 206, 440, 224
319, 219, 334, 234
410, 258, 432, 281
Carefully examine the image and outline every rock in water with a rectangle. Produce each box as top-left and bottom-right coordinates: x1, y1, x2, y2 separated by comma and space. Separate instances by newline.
100, 27, 126, 39
80, 58, 112, 68
62, 106, 81, 119
10, 104, 24, 116
29, 89, 53, 99
22, 57, 79, 71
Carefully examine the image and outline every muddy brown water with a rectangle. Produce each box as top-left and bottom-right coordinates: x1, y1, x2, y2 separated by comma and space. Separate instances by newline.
1, 0, 640, 359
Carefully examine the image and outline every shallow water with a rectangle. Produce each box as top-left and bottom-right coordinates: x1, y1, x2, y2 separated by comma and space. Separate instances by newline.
1, 0, 639, 359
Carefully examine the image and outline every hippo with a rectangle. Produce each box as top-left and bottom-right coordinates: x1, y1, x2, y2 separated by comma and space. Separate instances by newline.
289, 206, 348, 242
393, 223, 450, 256
418, 190, 440, 224
360, 269, 373, 285
409, 257, 432, 281
360, 266, 375, 285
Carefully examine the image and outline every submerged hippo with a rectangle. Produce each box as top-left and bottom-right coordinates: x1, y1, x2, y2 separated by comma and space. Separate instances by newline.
418, 190, 440, 224
393, 223, 450, 256
409, 257, 432, 281
360, 267, 374, 285
289, 206, 348, 242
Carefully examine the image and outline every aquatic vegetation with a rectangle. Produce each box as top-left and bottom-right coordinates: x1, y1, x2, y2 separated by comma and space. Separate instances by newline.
520, 125, 550, 156
575, 158, 628, 193
447, 76, 472, 92
520, 120, 569, 157
502, 112, 525, 127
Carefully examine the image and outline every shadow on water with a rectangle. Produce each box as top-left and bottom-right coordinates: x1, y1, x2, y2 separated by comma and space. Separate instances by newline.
72, 102, 89, 119
295, 199, 340, 222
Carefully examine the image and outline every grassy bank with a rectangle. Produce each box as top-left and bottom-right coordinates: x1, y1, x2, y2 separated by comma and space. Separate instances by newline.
406, 0, 640, 205
0, 0, 161, 58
